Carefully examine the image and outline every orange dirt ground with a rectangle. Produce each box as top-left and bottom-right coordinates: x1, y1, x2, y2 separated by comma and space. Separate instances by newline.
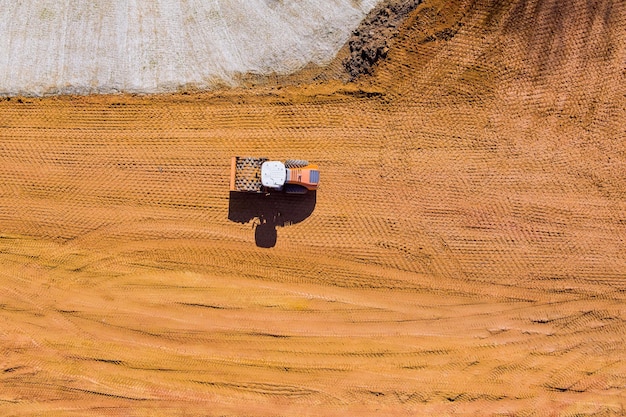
1, 0, 625, 415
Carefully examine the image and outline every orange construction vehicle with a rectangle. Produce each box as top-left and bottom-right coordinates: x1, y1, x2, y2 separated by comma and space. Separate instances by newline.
230, 157, 319, 194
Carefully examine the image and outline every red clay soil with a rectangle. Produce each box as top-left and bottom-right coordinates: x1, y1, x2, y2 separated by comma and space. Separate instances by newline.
0, 0, 625, 415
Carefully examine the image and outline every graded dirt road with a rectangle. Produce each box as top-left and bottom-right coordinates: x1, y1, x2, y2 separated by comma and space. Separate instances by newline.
1, 0, 625, 415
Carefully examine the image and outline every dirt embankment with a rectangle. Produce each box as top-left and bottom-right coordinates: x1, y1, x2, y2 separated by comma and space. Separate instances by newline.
343, 0, 423, 78
0, 0, 625, 416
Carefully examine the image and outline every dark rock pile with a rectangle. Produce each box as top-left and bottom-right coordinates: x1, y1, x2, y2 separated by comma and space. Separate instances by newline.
344, 0, 423, 79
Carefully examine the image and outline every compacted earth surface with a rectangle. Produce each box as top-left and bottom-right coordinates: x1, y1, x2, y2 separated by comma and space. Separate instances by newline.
1, 0, 625, 415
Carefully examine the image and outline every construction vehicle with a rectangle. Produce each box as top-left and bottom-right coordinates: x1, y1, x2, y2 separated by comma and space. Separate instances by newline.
230, 157, 319, 194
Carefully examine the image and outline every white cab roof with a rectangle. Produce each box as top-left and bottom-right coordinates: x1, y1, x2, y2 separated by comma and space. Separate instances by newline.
261, 161, 286, 189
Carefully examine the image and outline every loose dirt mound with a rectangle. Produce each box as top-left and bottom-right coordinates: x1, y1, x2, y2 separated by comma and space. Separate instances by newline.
1, 0, 625, 415
343, 0, 423, 78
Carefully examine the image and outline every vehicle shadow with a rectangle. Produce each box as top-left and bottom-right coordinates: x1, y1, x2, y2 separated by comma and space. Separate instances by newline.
228, 191, 317, 248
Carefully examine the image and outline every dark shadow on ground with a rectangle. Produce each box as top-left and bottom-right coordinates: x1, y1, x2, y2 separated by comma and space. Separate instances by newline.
228, 191, 317, 248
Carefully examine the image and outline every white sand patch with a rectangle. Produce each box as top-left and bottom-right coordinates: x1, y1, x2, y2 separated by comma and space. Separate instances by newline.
0, 0, 381, 96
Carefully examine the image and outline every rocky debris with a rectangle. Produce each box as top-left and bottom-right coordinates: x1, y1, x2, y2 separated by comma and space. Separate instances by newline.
344, 0, 423, 79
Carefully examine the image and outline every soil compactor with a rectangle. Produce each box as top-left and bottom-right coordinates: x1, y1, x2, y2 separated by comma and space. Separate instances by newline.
230, 157, 319, 194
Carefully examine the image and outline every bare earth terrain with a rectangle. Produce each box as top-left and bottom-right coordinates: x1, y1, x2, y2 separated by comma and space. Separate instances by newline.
1, 0, 625, 415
